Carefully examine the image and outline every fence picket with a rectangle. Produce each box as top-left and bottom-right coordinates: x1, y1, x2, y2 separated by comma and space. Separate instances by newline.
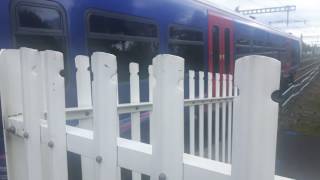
199, 72, 205, 157
20, 48, 43, 180
148, 65, 155, 145
227, 75, 233, 163
0, 49, 296, 180
214, 74, 220, 161
189, 71, 195, 155
207, 73, 213, 159
222, 74, 227, 162
130, 62, 142, 180
231, 56, 281, 180
91, 52, 118, 180
152, 54, 184, 180
75, 55, 94, 180
0, 49, 25, 180
42, 50, 68, 180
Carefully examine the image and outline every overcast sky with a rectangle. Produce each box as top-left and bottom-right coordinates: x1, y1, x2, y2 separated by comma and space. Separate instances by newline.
208, 0, 320, 45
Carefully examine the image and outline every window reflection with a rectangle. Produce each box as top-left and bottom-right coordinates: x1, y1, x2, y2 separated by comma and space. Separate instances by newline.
170, 26, 203, 41
169, 44, 204, 71
88, 39, 159, 82
17, 5, 62, 30
89, 14, 157, 37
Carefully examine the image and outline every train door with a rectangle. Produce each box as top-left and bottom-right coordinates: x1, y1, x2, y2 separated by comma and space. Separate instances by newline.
208, 12, 234, 96
208, 12, 234, 76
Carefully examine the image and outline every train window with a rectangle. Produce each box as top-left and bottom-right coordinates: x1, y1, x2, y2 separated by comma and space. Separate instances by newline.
169, 44, 204, 71
212, 26, 220, 73
15, 35, 66, 52
87, 12, 159, 84
224, 28, 230, 74
169, 26, 203, 41
12, 2, 68, 86
169, 25, 204, 71
17, 5, 62, 30
89, 14, 157, 38
88, 39, 159, 81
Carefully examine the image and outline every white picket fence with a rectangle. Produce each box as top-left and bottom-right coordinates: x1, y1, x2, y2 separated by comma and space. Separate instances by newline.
0, 48, 294, 180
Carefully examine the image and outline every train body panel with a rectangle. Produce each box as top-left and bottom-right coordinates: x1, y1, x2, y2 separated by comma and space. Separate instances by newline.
0, 0, 301, 121
0, 0, 302, 177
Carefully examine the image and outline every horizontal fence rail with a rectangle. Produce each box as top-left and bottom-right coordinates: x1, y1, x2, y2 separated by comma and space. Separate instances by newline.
0, 48, 295, 180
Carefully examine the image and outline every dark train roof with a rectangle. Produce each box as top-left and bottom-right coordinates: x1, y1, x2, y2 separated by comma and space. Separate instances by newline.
194, 0, 300, 41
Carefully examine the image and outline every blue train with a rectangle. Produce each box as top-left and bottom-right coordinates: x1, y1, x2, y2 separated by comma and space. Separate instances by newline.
0, 0, 301, 178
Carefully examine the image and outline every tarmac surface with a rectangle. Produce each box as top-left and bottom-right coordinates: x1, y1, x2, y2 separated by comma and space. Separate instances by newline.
276, 130, 320, 180
276, 69, 320, 180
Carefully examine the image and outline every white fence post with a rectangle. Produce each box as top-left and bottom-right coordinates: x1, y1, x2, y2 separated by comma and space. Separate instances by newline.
152, 54, 184, 180
91, 52, 118, 180
189, 71, 195, 155
75, 55, 95, 180
207, 72, 213, 159
199, 72, 205, 157
76, 55, 92, 117
20, 48, 43, 180
42, 50, 68, 180
221, 74, 227, 162
0, 49, 25, 180
148, 65, 155, 145
130, 62, 141, 180
214, 74, 220, 161
231, 56, 281, 180
227, 75, 233, 163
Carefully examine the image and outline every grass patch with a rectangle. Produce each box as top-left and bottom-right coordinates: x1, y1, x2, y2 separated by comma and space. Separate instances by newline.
291, 121, 320, 136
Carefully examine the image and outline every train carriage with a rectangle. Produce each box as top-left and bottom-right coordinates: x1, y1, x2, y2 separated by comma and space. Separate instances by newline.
0, 0, 301, 178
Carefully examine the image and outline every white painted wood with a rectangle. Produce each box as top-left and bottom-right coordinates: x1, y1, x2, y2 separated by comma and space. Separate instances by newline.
148, 65, 155, 145
129, 62, 141, 180
8, 113, 295, 180
76, 55, 92, 113
1, 50, 298, 180
130, 62, 141, 141
91, 52, 118, 180
199, 71, 205, 157
231, 56, 281, 180
207, 73, 213, 159
183, 154, 295, 180
0, 49, 25, 180
189, 70, 195, 155
75, 55, 94, 180
0, 50, 23, 116
151, 54, 184, 180
183, 154, 231, 180
214, 74, 220, 161
227, 75, 233, 163
221, 74, 227, 162
65, 125, 94, 158
42, 50, 68, 180
20, 48, 43, 180
117, 138, 152, 175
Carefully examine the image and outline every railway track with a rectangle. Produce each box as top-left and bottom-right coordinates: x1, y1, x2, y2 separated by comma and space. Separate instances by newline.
281, 58, 320, 108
